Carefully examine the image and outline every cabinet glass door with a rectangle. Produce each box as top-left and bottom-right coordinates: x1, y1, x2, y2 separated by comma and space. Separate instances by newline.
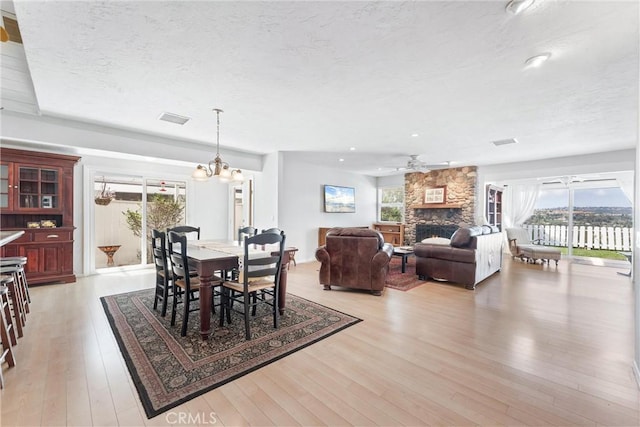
40, 169, 59, 209
0, 163, 9, 208
16, 166, 60, 210
19, 167, 39, 208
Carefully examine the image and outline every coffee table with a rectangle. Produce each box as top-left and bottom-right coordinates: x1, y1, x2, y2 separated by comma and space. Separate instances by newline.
392, 246, 414, 273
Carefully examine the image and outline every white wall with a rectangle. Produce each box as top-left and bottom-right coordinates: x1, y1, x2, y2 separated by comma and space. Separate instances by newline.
376, 174, 404, 188
278, 152, 378, 263
635, 137, 640, 388
253, 152, 280, 231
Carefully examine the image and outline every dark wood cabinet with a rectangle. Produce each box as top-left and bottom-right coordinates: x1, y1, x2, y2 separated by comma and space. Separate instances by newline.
0, 148, 80, 284
486, 185, 503, 231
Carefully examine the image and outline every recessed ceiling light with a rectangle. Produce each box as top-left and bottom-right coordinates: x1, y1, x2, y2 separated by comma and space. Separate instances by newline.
158, 112, 190, 125
411, 133, 419, 137
339, 158, 344, 162
506, 0, 535, 15
525, 52, 551, 68
349, 147, 356, 151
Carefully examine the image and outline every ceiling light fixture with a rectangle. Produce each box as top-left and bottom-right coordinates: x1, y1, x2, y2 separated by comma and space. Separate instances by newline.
505, 0, 535, 15
524, 52, 551, 68
192, 108, 243, 183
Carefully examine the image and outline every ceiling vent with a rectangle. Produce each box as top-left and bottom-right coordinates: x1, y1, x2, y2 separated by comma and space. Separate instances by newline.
492, 138, 518, 146
2, 16, 22, 44
158, 112, 190, 125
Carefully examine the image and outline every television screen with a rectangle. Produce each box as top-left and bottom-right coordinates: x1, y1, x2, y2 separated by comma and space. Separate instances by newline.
324, 185, 355, 213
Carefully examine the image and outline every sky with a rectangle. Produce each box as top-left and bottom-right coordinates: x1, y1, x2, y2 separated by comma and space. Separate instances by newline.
535, 188, 632, 209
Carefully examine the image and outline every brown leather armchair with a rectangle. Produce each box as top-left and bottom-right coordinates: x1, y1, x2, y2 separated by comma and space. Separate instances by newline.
315, 227, 393, 296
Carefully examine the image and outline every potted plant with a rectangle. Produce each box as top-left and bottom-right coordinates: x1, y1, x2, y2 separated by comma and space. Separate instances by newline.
123, 194, 185, 262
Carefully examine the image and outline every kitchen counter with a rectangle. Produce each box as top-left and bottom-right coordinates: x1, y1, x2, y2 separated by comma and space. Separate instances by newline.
0, 230, 25, 247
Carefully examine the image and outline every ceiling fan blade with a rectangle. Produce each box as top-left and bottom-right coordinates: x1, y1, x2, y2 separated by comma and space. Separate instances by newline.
388, 156, 452, 172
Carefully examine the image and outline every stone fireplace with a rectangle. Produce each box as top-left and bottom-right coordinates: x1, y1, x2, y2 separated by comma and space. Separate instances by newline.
405, 166, 477, 244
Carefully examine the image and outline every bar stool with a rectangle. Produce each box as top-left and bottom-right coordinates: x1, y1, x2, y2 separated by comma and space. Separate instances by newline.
0, 280, 17, 389
0, 257, 30, 304
0, 266, 26, 337
0, 278, 16, 347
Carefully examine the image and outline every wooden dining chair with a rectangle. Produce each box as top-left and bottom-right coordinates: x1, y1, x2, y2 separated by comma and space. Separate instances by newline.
237, 226, 257, 243
167, 225, 201, 241
168, 231, 222, 336
151, 229, 172, 317
261, 228, 281, 234
220, 230, 286, 340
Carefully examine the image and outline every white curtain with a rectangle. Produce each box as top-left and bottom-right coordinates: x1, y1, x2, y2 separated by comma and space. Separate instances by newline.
617, 177, 634, 204
503, 184, 541, 228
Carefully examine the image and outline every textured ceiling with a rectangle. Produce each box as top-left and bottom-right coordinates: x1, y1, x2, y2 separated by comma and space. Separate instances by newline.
6, 0, 639, 176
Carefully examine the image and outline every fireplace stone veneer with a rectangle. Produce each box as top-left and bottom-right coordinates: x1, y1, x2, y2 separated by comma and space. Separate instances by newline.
405, 166, 478, 244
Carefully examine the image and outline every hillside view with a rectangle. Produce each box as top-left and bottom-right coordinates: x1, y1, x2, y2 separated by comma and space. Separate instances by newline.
525, 206, 632, 227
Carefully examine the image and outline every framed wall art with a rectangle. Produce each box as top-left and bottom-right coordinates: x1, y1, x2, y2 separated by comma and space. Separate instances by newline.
324, 184, 356, 213
424, 186, 446, 204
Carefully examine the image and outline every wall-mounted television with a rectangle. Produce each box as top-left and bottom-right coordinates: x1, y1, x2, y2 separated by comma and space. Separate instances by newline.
324, 185, 355, 213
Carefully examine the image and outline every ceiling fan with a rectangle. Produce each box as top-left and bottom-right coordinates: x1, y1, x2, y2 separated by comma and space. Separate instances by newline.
395, 155, 451, 172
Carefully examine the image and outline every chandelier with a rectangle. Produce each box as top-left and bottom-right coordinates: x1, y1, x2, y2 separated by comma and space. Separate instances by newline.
192, 108, 243, 182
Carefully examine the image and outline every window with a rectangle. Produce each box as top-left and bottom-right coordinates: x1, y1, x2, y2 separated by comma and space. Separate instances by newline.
379, 186, 404, 222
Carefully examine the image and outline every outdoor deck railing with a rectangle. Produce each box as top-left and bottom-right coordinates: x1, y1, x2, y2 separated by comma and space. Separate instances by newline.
523, 224, 633, 251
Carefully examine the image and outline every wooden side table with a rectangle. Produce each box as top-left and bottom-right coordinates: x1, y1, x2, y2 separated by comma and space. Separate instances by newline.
392, 247, 414, 273
285, 247, 298, 266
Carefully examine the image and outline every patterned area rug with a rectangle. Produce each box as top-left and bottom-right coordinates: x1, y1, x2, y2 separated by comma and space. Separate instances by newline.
101, 289, 361, 418
385, 255, 424, 291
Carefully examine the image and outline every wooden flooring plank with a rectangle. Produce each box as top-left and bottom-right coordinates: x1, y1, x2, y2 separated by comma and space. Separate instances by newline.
2, 257, 638, 426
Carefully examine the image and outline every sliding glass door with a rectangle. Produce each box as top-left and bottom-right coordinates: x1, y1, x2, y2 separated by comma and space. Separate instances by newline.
94, 175, 143, 269
571, 187, 632, 259
92, 174, 186, 271
525, 184, 631, 260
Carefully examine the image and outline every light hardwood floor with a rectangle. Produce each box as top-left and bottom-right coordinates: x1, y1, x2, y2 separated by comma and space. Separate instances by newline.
1, 257, 638, 426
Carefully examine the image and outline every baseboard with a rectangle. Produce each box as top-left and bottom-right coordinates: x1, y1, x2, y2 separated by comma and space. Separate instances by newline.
633, 360, 640, 390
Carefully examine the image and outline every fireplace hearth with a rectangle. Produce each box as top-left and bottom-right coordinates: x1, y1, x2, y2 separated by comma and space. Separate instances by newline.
415, 224, 459, 243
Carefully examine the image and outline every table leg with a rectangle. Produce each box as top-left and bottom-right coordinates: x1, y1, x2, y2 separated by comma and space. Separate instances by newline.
278, 251, 291, 315
401, 254, 407, 273
198, 274, 214, 340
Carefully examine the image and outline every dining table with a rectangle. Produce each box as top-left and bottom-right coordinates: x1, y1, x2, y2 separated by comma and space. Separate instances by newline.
185, 240, 293, 341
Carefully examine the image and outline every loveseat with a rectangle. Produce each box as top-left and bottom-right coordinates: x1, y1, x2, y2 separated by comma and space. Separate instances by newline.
414, 225, 503, 290
315, 227, 393, 296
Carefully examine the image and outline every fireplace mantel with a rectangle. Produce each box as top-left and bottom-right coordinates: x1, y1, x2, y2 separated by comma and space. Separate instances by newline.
411, 204, 462, 209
